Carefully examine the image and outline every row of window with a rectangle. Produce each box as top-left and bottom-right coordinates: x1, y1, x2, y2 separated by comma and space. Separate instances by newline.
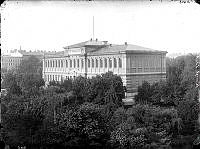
130, 67, 166, 73
4, 59, 22, 62
131, 56, 165, 68
7, 62, 21, 66
45, 74, 63, 82
45, 57, 122, 69
45, 74, 75, 82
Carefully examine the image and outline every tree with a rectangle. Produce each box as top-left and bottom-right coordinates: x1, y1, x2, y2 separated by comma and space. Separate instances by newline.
16, 73, 45, 95
166, 54, 198, 101
135, 81, 153, 104
110, 105, 177, 148
177, 99, 200, 135
1, 72, 22, 95
2, 96, 45, 147
17, 56, 42, 75
39, 102, 109, 148
11, 56, 45, 96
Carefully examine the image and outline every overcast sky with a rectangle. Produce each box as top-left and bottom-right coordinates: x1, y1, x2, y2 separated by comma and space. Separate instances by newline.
1, 1, 200, 56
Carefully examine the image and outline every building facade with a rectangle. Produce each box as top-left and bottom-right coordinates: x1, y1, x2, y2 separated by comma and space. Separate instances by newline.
1, 50, 60, 72
1, 51, 23, 71
43, 39, 167, 96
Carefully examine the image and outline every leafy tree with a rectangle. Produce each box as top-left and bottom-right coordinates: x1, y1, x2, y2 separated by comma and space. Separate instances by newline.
177, 99, 200, 135
1, 72, 22, 95
110, 105, 177, 148
166, 54, 198, 101
17, 56, 42, 75
39, 102, 109, 148
135, 81, 154, 104
2, 96, 45, 147
16, 73, 45, 95
60, 78, 73, 92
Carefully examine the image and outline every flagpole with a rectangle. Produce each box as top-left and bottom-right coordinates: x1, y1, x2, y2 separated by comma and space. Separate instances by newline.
93, 16, 94, 40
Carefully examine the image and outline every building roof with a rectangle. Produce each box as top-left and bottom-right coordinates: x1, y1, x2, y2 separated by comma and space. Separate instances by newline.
63, 39, 109, 49
2, 50, 23, 57
88, 44, 167, 55
63, 39, 167, 55
63, 41, 89, 49
44, 51, 65, 58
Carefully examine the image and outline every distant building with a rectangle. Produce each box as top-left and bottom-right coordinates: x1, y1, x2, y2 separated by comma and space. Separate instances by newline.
1, 49, 60, 72
1, 50, 23, 71
17, 50, 60, 61
43, 39, 167, 97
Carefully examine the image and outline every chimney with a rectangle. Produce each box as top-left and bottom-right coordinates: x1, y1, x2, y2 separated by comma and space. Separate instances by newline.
125, 42, 127, 45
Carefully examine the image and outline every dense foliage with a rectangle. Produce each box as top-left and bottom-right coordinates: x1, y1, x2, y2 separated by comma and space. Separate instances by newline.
1, 54, 199, 149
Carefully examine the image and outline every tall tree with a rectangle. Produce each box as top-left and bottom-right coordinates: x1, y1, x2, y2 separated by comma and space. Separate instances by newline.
17, 56, 42, 76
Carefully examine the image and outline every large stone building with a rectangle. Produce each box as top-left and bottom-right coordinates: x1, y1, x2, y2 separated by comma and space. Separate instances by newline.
43, 39, 167, 97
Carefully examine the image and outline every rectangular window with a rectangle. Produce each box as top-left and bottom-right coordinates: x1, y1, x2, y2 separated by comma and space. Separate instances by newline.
109, 59, 112, 68
114, 58, 117, 68
131, 68, 137, 73
81, 59, 84, 68
119, 58, 122, 68
61, 60, 63, 67
77, 59, 79, 68
70, 60, 72, 68
88, 59, 90, 68
66, 60, 68, 68
144, 68, 149, 72
138, 68, 142, 72
58, 60, 60, 67
96, 59, 98, 68
55, 60, 57, 67
104, 58, 107, 68
74, 59, 76, 68
150, 67, 154, 72
92, 59, 94, 68
100, 59, 103, 68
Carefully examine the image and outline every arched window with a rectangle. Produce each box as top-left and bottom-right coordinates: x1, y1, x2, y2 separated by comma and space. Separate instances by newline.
109, 59, 112, 68
104, 58, 107, 68
114, 58, 117, 68
81, 59, 84, 68
92, 59, 94, 68
73, 59, 76, 68
66, 60, 68, 68
100, 59, 103, 68
77, 59, 79, 68
119, 58, 122, 68
96, 59, 98, 68
70, 59, 72, 68
88, 59, 90, 68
